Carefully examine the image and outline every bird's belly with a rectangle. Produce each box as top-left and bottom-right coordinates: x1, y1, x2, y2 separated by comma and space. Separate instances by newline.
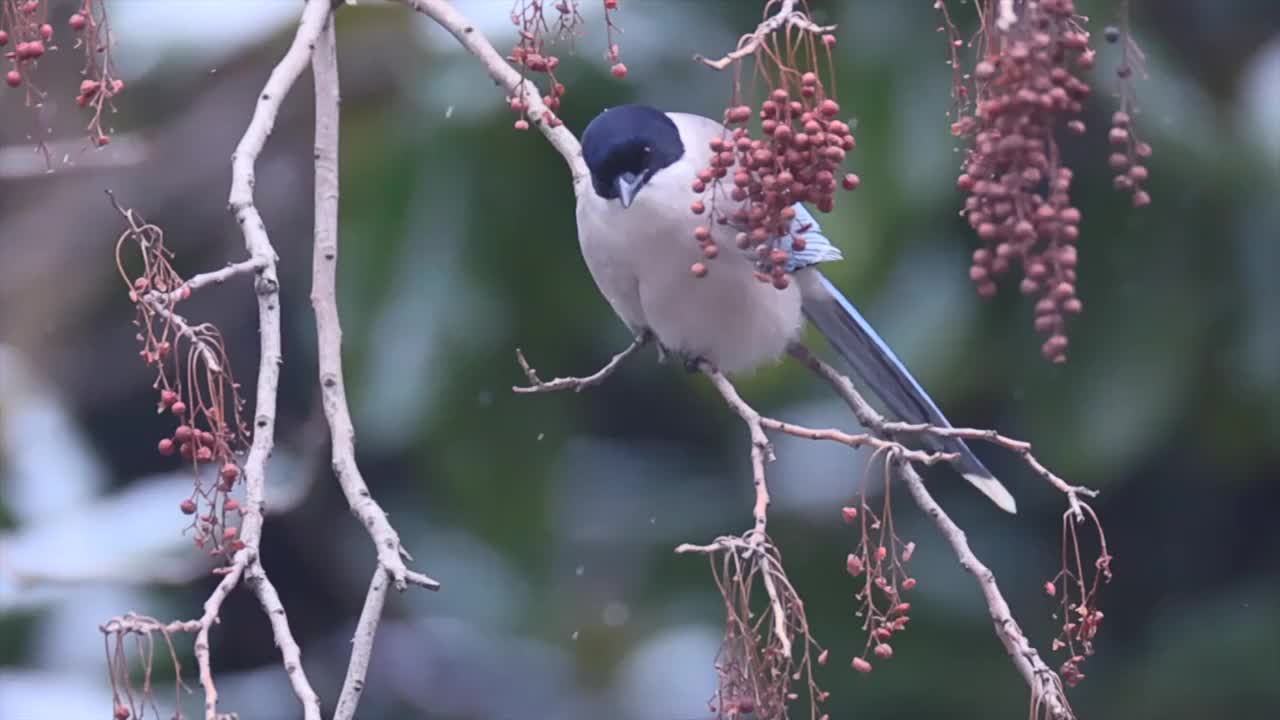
623, 217, 805, 374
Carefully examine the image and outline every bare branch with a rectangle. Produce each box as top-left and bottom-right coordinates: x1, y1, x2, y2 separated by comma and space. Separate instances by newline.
514, 334, 649, 393
897, 463, 1073, 719
190, 0, 341, 717
693, 0, 836, 70
398, 0, 588, 184
309, 9, 440, 597
179, 257, 270, 296
334, 569, 390, 720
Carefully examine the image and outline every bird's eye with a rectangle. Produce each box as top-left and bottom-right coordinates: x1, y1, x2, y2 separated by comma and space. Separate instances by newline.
642, 145, 652, 155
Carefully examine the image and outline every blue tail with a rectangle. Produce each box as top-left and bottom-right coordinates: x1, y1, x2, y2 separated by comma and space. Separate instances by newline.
800, 271, 1017, 513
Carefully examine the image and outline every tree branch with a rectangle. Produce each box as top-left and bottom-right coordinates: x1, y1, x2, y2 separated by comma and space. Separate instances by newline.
334, 568, 390, 720
309, 5, 440, 598
190, 1, 339, 717
397, 0, 588, 184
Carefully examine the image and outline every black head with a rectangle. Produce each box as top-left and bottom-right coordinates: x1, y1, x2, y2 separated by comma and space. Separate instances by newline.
581, 104, 684, 208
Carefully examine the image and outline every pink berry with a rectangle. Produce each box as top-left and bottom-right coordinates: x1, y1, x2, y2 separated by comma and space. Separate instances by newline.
170, 401, 187, 416
180, 499, 197, 515
0, 30, 8, 46
610, 63, 627, 79
158, 438, 175, 456
852, 657, 872, 673
513, 119, 529, 131
40, 24, 53, 41
5, 71, 20, 88
69, 14, 87, 31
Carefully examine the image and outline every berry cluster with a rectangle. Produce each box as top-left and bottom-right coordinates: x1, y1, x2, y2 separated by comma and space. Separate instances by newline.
1, 0, 51, 90
2, 1, 125, 150
1103, 23, 1153, 208
506, 1, 625, 131
951, 0, 1093, 363
115, 205, 248, 557
841, 503, 917, 674
692, 66, 860, 287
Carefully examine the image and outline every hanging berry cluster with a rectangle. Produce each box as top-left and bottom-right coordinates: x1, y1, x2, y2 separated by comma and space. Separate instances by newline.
947, 0, 1095, 363
1102, 15, 1152, 209
2, 1, 124, 156
505, 0, 625, 131
841, 501, 918, 676
689, 23, 859, 288
940, 0, 1153, 364
113, 201, 249, 558
69, 1, 124, 147
1, 0, 51, 92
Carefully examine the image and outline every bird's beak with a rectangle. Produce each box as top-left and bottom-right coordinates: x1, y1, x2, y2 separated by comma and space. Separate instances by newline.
615, 171, 643, 209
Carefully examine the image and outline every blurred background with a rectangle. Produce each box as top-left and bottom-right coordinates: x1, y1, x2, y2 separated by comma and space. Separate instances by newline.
2, 1, 1278, 718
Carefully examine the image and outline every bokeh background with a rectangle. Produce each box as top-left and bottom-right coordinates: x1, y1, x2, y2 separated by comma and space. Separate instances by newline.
2, 1, 1278, 718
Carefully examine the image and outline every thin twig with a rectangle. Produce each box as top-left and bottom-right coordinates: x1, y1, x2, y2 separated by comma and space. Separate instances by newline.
694, 0, 835, 70
514, 334, 649, 393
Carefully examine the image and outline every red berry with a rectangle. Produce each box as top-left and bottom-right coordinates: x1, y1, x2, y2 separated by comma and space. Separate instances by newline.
841, 506, 857, 523
902, 577, 917, 590
180, 499, 197, 515
174, 425, 194, 442
0, 30, 8, 46
852, 657, 872, 673
196, 446, 213, 463
25, 40, 44, 58
874, 643, 894, 659
170, 401, 187, 416
158, 438, 175, 456
1044, 581, 1056, 596
842, 173, 861, 191
610, 63, 627, 79
605, 0, 618, 8
5, 71, 20, 88
96, 135, 111, 147
69, 13, 87, 31
690, 262, 708, 278
220, 463, 240, 481
40, 24, 53, 41
846, 553, 864, 576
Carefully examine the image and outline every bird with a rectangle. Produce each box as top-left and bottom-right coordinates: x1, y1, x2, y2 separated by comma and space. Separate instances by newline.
575, 104, 1016, 514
